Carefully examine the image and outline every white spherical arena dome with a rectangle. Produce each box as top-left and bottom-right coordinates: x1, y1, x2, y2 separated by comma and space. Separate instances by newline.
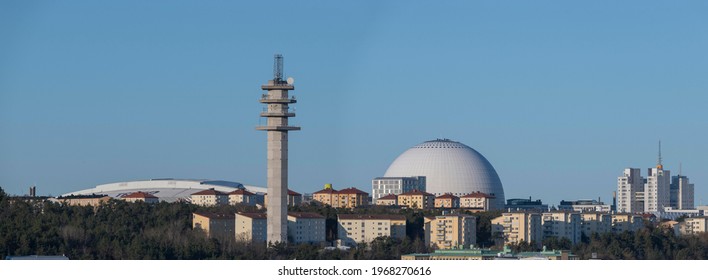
383, 139, 505, 209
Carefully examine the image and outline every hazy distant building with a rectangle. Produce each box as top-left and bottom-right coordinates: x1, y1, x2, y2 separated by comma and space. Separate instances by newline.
558, 199, 610, 212
670, 175, 694, 210
371, 176, 426, 203
264, 189, 301, 207
425, 214, 476, 250
337, 214, 406, 246
505, 197, 547, 211
55, 194, 111, 207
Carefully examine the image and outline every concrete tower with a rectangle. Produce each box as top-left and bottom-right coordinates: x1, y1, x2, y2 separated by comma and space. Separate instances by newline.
256, 54, 299, 244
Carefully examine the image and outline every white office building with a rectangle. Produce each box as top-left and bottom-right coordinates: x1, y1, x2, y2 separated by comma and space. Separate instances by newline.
617, 168, 643, 213
371, 176, 426, 203
644, 166, 670, 212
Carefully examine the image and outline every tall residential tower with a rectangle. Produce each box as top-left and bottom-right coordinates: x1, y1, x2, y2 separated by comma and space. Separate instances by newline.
256, 54, 300, 244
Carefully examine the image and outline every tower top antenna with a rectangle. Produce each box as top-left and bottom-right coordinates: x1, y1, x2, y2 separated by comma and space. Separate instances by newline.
273, 54, 284, 82
657, 140, 663, 169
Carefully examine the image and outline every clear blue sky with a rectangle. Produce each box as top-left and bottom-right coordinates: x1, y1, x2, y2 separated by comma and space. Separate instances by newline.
1, 1, 707, 206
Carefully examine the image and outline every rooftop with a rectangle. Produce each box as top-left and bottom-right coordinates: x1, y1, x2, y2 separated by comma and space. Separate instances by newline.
337, 187, 369, 195
461, 192, 494, 198
378, 194, 398, 200
338, 214, 406, 221
228, 189, 255, 196
193, 212, 235, 219
399, 189, 435, 196
122, 191, 158, 199
191, 189, 228, 196
436, 193, 459, 199
288, 212, 325, 219
237, 212, 267, 219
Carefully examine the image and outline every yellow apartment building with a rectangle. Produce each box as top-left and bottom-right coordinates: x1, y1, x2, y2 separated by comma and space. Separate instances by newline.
398, 189, 435, 209
434, 194, 460, 209
424, 214, 476, 249
235, 212, 267, 242
541, 212, 582, 244
121, 191, 159, 203
228, 189, 257, 206
491, 212, 542, 248
376, 194, 398, 206
190, 189, 229, 206
459, 192, 494, 211
312, 185, 369, 208
337, 214, 406, 246
192, 212, 235, 238
579, 212, 612, 236
264, 189, 302, 207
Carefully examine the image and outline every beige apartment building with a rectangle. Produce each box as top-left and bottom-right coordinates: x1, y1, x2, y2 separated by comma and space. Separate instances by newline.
541, 212, 581, 244
376, 194, 398, 206
611, 213, 644, 232
675, 216, 707, 236
121, 191, 159, 203
190, 189, 229, 206
337, 214, 406, 246
579, 212, 612, 236
264, 189, 302, 207
459, 192, 494, 211
228, 189, 257, 206
287, 212, 326, 244
312, 185, 369, 208
491, 212, 542, 248
434, 194, 459, 209
235, 212, 267, 242
56, 195, 112, 207
398, 189, 435, 209
192, 212, 235, 238
424, 214, 476, 249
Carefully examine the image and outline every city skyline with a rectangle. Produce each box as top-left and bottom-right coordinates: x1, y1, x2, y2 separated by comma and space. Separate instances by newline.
1, 1, 707, 206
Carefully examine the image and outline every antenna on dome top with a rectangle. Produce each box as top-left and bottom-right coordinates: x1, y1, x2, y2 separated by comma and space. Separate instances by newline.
273, 54, 284, 83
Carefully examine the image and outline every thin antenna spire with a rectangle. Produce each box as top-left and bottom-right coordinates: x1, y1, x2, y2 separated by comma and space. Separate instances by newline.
679, 162, 682, 176
657, 140, 663, 168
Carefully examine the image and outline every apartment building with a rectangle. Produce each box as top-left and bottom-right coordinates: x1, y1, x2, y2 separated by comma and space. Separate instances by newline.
190, 189, 229, 206
459, 192, 494, 211
434, 194, 460, 209
398, 189, 435, 210
235, 212, 267, 242
491, 212, 542, 248
424, 214, 476, 250
675, 216, 707, 236
192, 212, 235, 238
611, 213, 644, 232
337, 214, 406, 246
579, 212, 612, 236
228, 189, 258, 206
264, 189, 302, 207
541, 212, 581, 244
376, 194, 398, 206
287, 212, 326, 244
312, 185, 369, 208
121, 191, 159, 203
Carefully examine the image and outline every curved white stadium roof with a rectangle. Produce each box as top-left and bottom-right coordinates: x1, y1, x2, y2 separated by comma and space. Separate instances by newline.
384, 139, 505, 209
62, 179, 267, 203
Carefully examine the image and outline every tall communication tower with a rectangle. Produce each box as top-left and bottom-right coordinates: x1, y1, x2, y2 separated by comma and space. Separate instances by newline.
256, 54, 299, 244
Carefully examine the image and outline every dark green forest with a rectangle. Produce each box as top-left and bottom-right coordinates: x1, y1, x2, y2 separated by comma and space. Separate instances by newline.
1, 187, 706, 259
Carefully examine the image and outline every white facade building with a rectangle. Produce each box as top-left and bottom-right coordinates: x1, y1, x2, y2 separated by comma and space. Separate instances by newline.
617, 168, 643, 213
644, 167, 670, 212
371, 176, 426, 203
